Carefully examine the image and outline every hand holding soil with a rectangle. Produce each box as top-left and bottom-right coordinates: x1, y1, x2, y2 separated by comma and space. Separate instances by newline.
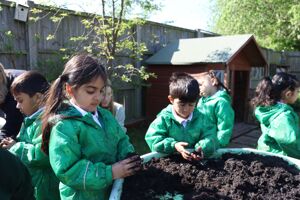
112, 153, 142, 179
190, 147, 204, 161
175, 142, 203, 161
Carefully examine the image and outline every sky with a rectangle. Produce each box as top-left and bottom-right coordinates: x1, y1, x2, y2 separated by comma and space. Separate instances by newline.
148, 0, 214, 31
27, 0, 214, 31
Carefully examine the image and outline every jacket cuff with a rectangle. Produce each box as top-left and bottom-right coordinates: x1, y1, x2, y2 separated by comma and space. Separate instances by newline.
9, 142, 23, 158
105, 165, 113, 186
170, 141, 177, 152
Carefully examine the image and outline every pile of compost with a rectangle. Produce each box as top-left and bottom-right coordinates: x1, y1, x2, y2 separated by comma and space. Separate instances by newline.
121, 153, 300, 200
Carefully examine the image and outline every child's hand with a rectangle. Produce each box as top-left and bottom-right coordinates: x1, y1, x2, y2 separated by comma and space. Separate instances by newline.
112, 155, 142, 179
190, 147, 204, 161
0, 137, 16, 149
175, 142, 193, 161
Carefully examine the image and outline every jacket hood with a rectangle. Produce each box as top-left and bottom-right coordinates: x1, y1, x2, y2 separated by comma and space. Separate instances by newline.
202, 90, 232, 103
255, 103, 294, 125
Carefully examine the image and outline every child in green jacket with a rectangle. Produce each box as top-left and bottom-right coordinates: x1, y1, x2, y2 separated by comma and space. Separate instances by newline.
197, 70, 234, 147
252, 72, 300, 159
0, 148, 35, 200
41, 54, 141, 200
0, 71, 60, 200
145, 72, 218, 161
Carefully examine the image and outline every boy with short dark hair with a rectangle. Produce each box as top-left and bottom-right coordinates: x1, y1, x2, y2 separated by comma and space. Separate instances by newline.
0, 71, 60, 200
145, 72, 218, 161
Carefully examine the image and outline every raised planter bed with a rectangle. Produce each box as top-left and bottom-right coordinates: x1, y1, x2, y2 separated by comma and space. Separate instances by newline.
110, 148, 300, 200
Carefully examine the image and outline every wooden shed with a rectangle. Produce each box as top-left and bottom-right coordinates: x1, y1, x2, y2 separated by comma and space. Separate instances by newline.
145, 34, 268, 122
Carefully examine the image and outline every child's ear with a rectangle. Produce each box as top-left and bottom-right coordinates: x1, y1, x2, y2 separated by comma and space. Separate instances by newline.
212, 77, 218, 86
285, 90, 293, 98
32, 92, 43, 106
65, 83, 73, 97
35, 93, 43, 101
282, 90, 293, 102
168, 95, 174, 104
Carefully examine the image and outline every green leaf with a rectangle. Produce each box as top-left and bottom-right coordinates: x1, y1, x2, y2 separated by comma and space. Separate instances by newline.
46, 34, 55, 40
31, 8, 42, 14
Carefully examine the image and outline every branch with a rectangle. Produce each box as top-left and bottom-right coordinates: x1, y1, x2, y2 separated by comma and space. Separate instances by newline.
111, 0, 124, 56
100, 0, 112, 60
101, 0, 106, 20
112, 0, 115, 27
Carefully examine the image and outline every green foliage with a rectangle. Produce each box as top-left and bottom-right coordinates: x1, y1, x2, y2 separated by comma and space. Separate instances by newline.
111, 64, 156, 86
36, 55, 66, 82
212, 0, 300, 51
29, 0, 159, 85
46, 34, 55, 41
0, 30, 23, 68
3, 31, 13, 51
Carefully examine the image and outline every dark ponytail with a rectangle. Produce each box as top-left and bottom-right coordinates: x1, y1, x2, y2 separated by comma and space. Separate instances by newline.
41, 54, 107, 154
251, 72, 299, 109
251, 77, 274, 108
41, 77, 67, 154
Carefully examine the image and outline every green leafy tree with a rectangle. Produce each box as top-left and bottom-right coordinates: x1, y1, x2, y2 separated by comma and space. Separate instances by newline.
212, 0, 300, 51
31, 0, 159, 84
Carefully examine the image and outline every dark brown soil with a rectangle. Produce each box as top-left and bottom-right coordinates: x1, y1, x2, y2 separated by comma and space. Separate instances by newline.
121, 153, 300, 200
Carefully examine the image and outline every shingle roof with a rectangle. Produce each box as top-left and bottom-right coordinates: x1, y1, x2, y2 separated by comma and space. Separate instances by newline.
146, 34, 262, 65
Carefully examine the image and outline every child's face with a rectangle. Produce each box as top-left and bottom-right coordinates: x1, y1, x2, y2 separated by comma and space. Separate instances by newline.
198, 75, 217, 97
14, 92, 40, 116
169, 97, 196, 119
100, 86, 113, 108
67, 76, 105, 112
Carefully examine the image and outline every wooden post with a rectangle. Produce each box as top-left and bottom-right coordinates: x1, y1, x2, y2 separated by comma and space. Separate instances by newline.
26, 1, 37, 69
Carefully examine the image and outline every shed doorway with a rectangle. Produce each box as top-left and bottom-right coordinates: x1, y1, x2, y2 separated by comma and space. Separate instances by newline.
231, 70, 250, 122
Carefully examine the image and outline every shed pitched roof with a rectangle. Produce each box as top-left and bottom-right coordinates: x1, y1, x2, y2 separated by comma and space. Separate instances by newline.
146, 34, 267, 66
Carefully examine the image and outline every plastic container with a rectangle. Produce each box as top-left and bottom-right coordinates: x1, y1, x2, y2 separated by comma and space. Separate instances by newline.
109, 148, 300, 200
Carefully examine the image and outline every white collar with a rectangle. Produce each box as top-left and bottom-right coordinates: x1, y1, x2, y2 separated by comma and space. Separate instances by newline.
28, 107, 44, 119
69, 100, 101, 127
172, 107, 193, 126
69, 100, 98, 118
70, 100, 89, 116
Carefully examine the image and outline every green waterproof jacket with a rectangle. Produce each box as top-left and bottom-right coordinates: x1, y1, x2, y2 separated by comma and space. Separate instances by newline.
0, 148, 35, 200
145, 105, 218, 157
49, 104, 135, 200
9, 109, 60, 200
197, 90, 234, 147
255, 103, 300, 159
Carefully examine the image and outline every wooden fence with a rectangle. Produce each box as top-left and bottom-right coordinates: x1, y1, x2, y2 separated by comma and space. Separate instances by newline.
0, 0, 201, 123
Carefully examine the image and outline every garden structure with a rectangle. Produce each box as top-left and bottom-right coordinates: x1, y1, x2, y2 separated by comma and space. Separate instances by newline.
145, 34, 268, 122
